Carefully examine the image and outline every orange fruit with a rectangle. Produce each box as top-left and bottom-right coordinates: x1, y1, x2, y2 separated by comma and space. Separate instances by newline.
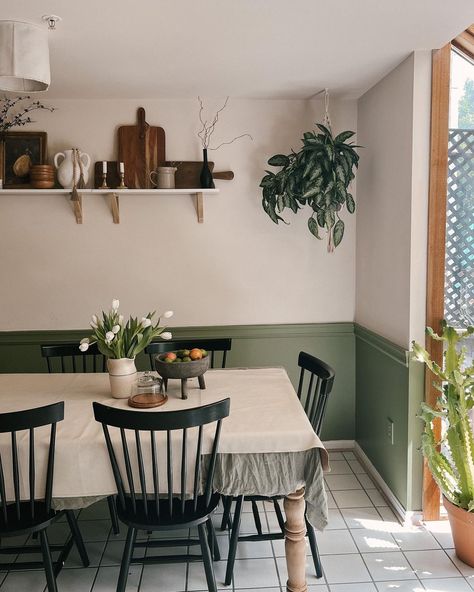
165, 352, 177, 361
189, 348, 202, 360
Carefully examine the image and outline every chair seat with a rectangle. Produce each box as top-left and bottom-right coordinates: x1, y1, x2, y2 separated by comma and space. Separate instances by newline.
0, 501, 58, 537
117, 493, 220, 530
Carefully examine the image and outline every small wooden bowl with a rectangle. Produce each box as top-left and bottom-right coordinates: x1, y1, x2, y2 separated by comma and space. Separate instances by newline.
154, 353, 210, 399
30, 165, 55, 189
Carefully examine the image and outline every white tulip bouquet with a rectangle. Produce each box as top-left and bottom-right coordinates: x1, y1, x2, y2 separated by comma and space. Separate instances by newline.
79, 299, 173, 359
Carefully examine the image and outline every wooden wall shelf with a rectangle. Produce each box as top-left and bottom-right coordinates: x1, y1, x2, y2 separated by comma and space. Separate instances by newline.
0, 188, 219, 224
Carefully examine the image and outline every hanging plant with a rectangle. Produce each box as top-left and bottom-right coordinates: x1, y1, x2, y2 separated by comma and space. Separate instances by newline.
260, 96, 360, 250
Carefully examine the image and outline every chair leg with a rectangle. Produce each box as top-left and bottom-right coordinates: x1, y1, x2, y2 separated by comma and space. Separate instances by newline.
39, 529, 58, 592
206, 517, 220, 561
273, 498, 286, 534
251, 500, 263, 535
306, 517, 323, 579
117, 527, 137, 592
225, 494, 243, 586
107, 495, 120, 535
65, 510, 90, 567
220, 496, 232, 531
198, 522, 217, 592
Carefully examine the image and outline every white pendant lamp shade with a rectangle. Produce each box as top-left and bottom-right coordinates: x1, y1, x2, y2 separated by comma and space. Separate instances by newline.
0, 20, 50, 92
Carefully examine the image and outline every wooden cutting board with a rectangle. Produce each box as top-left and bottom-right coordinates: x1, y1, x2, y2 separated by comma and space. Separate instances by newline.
118, 108, 165, 189
166, 161, 233, 189
166, 160, 214, 189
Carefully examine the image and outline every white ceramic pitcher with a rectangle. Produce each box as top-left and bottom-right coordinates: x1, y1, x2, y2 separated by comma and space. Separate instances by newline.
54, 149, 91, 189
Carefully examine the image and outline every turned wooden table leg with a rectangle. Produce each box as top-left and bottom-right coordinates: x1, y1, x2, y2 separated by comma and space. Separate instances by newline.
284, 487, 307, 592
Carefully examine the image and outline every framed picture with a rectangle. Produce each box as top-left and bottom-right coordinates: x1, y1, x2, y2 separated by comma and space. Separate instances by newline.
0, 132, 47, 188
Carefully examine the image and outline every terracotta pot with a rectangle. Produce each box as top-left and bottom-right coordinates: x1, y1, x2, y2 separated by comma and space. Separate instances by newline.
443, 496, 474, 567
107, 358, 137, 399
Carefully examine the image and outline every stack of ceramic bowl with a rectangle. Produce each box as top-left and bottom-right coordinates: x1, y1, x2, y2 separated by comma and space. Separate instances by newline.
30, 165, 55, 189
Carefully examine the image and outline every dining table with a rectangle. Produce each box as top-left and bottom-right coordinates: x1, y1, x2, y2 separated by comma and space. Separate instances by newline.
0, 366, 329, 592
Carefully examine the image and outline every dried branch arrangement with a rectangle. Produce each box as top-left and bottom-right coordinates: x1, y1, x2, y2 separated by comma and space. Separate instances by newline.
0, 95, 55, 134
197, 96, 252, 150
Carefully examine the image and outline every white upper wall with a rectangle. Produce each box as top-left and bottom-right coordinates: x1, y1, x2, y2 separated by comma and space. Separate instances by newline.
356, 51, 431, 348
0, 98, 357, 330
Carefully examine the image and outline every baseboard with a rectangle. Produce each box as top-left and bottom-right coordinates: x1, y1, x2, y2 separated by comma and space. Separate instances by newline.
354, 443, 423, 526
323, 440, 355, 450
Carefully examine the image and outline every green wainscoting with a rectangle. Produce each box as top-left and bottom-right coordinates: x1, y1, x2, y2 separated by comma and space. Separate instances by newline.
355, 324, 424, 511
0, 322, 355, 441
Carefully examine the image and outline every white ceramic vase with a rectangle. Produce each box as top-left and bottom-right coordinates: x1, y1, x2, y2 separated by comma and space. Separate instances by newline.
107, 358, 137, 399
54, 149, 91, 189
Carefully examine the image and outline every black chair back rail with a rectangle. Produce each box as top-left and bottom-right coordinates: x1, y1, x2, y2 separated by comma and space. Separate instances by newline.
296, 351, 335, 436
0, 401, 89, 592
145, 338, 232, 371
41, 343, 106, 373
40, 341, 119, 535
0, 402, 64, 527
93, 398, 230, 525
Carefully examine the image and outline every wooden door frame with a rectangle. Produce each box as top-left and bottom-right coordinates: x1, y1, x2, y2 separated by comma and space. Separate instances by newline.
423, 31, 474, 520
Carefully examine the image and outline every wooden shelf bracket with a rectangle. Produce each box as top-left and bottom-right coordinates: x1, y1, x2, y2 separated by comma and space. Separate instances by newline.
108, 193, 120, 224
195, 192, 204, 223
70, 192, 83, 224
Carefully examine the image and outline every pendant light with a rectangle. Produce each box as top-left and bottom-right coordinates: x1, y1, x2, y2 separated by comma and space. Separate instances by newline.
0, 20, 50, 92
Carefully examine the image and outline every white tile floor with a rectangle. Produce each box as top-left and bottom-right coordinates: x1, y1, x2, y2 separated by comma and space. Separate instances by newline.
1, 450, 473, 592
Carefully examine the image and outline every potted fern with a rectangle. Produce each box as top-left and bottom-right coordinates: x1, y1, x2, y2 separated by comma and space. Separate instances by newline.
412, 321, 474, 566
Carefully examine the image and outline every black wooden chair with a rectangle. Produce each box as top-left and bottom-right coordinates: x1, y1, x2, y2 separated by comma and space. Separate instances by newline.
93, 398, 230, 592
0, 402, 89, 592
41, 342, 106, 373
145, 338, 232, 370
40, 342, 119, 535
221, 352, 335, 585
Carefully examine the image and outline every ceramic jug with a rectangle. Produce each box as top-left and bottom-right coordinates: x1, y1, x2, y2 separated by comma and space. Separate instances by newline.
54, 149, 91, 189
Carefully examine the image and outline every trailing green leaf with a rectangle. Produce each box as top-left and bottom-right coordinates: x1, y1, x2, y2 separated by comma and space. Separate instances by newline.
333, 219, 344, 247
308, 217, 321, 239
267, 154, 290, 167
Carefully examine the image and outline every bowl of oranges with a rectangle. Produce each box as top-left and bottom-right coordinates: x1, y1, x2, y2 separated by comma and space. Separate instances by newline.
154, 348, 209, 399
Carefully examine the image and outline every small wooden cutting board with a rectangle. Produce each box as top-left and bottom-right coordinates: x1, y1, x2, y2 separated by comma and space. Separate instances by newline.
118, 108, 165, 189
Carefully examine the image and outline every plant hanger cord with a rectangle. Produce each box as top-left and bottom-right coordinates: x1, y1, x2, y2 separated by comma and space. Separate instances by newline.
323, 88, 332, 132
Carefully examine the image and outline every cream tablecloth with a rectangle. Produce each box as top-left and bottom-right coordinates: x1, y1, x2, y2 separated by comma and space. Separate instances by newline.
0, 368, 329, 529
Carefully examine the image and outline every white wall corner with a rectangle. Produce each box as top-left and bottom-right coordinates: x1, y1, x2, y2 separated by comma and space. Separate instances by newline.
409, 50, 432, 345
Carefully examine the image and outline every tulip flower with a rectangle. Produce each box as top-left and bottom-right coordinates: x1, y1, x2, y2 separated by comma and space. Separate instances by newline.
161, 331, 172, 340
118, 315, 124, 325
105, 331, 115, 343
111, 299, 120, 311
112, 325, 120, 334
79, 342, 89, 352
163, 311, 174, 319
80, 338, 90, 345
141, 317, 152, 328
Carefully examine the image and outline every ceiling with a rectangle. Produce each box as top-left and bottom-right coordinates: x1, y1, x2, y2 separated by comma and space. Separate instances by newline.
2, 0, 474, 99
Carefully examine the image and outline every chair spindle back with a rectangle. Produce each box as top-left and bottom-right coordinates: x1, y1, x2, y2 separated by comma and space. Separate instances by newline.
93, 399, 230, 520
296, 352, 335, 436
41, 343, 106, 374
0, 402, 64, 526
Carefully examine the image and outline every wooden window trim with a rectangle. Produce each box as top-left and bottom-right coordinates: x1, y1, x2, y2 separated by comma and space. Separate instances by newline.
452, 26, 474, 60
423, 26, 473, 520
423, 43, 451, 521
